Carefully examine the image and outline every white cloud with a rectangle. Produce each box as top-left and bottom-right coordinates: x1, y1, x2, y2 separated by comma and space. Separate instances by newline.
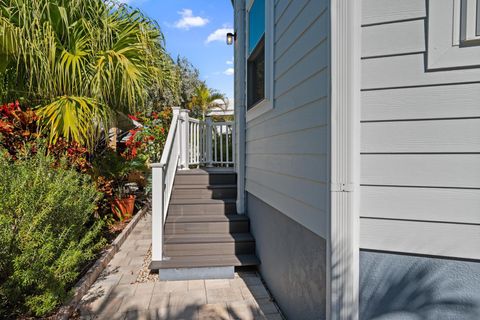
226, 58, 234, 65
174, 9, 209, 30
223, 68, 234, 76
205, 27, 234, 44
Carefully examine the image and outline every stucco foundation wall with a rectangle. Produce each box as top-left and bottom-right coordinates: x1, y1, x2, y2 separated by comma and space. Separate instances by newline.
247, 193, 326, 320
360, 250, 480, 320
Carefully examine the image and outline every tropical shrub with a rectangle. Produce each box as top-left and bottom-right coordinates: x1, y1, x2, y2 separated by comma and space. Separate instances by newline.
0, 146, 105, 317
0, 0, 180, 147
122, 109, 171, 163
0, 101, 39, 159
189, 82, 228, 120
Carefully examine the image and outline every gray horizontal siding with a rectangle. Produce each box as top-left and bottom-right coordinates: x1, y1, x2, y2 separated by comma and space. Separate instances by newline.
362, 119, 480, 153
360, 0, 480, 258
362, 0, 426, 25
362, 84, 480, 121
362, 154, 480, 188
360, 219, 480, 260
361, 186, 480, 224
246, 0, 330, 238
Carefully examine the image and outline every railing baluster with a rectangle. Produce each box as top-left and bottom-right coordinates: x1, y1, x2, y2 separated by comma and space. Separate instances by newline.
196, 123, 199, 164
214, 126, 217, 163
226, 125, 229, 164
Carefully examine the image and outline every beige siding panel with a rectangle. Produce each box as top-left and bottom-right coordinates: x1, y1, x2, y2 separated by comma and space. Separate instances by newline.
275, 0, 328, 59
362, 54, 480, 90
362, 19, 425, 58
246, 179, 328, 237
361, 84, 480, 121
246, 125, 328, 155
362, 119, 480, 153
362, 0, 426, 25
361, 186, 480, 224
361, 154, 480, 188
247, 98, 328, 140
246, 167, 328, 212
360, 219, 480, 260
246, 153, 328, 183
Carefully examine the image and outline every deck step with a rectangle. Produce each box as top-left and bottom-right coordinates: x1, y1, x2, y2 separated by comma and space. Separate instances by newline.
150, 254, 260, 269
168, 199, 237, 215
150, 169, 259, 273
166, 214, 249, 223
175, 172, 236, 186
171, 184, 237, 199
165, 215, 249, 235
164, 233, 255, 257
165, 233, 254, 244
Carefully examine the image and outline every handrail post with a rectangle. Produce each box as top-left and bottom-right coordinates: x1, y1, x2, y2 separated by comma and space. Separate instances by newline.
179, 109, 190, 169
205, 117, 213, 167
151, 165, 164, 261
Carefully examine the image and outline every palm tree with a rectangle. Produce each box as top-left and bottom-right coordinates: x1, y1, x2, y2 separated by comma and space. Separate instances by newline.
0, 0, 179, 148
189, 83, 228, 120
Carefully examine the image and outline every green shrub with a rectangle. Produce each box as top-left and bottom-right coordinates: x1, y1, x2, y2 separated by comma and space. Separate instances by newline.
0, 147, 105, 317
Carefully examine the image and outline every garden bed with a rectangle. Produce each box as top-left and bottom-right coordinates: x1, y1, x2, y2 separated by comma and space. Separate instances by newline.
56, 203, 150, 320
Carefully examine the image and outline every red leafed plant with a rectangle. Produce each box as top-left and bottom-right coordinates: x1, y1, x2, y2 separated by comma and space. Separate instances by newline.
121, 110, 171, 162
48, 138, 92, 172
0, 101, 40, 159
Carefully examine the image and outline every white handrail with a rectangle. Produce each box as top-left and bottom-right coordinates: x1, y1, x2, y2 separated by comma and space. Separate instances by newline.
151, 107, 181, 261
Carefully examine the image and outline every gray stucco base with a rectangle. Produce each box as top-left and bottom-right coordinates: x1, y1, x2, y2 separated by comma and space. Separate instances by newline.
360, 250, 480, 320
247, 193, 327, 320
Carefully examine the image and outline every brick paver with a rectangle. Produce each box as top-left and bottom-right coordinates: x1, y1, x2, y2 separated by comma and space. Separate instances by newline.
78, 212, 283, 320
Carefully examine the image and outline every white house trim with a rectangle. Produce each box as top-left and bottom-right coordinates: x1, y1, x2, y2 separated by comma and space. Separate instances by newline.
235, 0, 247, 214
328, 0, 361, 319
245, 0, 274, 123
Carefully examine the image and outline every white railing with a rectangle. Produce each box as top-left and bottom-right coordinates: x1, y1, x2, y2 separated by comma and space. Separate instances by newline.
151, 107, 236, 262
151, 107, 181, 261
188, 118, 203, 165
188, 117, 235, 168
211, 121, 235, 166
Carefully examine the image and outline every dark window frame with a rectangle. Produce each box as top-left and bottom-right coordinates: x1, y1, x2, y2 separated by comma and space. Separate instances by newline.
247, 36, 265, 110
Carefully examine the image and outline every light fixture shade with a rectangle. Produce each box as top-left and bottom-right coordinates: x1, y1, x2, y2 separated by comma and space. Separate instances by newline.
226, 32, 236, 45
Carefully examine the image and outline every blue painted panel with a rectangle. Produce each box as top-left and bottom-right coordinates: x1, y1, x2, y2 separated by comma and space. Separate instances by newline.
248, 0, 265, 55
360, 250, 480, 320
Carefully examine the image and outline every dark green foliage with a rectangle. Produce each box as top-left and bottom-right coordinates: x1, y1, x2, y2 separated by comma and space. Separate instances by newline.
0, 147, 105, 317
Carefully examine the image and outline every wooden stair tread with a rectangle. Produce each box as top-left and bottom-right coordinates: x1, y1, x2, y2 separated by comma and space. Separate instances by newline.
166, 214, 249, 223
174, 184, 236, 189
150, 254, 260, 269
165, 233, 254, 244
176, 168, 235, 175
170, 198, 236, 205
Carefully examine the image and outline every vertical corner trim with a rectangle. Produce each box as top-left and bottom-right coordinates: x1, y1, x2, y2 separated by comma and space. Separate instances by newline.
328, 0, 361, 319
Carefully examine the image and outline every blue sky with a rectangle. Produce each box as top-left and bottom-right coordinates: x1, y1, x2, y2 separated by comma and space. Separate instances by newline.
121, 0, 234, 100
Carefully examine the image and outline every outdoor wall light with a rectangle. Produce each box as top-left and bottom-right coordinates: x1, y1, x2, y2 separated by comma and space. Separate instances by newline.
226, 32, 236, 45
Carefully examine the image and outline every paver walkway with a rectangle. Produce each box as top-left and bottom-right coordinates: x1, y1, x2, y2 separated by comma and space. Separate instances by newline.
78, 212, 283, 320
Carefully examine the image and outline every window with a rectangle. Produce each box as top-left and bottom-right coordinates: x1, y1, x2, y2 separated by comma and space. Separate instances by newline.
246, 0, 273, 121
461, 0, 480, 44
428, 0, 480, 69
248, 37, 265, 107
